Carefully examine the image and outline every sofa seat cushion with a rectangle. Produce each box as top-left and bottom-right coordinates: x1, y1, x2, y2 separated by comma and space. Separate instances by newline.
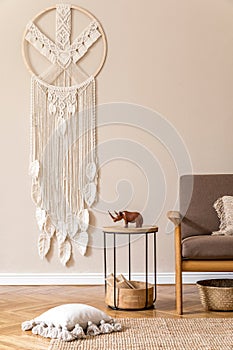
182, 235, 233, 259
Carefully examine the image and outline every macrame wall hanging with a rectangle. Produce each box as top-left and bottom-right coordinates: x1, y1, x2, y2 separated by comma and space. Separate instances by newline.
22, 4, 107, 265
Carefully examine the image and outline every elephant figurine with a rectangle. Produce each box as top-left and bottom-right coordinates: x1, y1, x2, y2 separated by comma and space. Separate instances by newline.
108, 210, 143, 228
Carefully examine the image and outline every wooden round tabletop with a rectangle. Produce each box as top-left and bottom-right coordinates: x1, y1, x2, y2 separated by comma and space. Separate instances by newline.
103, 225, 158, 233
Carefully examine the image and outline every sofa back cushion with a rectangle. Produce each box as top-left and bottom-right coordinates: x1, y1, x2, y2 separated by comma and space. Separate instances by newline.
180, 174, 233, 239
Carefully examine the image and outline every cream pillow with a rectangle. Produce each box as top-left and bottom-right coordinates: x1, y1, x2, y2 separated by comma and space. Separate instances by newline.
213, 196, 233, 236
35, 303, 111, 329
22, 303, 121, 341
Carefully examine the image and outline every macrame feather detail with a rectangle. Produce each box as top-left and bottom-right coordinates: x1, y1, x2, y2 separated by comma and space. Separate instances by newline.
26, 4, 101, 264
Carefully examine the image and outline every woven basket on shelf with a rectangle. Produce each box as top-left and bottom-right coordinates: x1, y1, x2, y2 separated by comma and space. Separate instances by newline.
196, 279, 233, 311
106, 281, 154, 310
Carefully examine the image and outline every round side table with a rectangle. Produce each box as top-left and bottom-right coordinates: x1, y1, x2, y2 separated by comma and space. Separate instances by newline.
103, 225, 158, 310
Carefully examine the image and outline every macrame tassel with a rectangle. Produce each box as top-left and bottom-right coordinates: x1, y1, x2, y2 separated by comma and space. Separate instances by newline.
86, 321, 100, 336
21, 320, 35, 331
29, 76, 97, 264
113, 322, 122, 332
50, 326, 62, 339
59, 327, 75, 342
22, 319, 122, 341
71, 324, 86, 338
31, 324, 45, 335
99, 320, 114, 334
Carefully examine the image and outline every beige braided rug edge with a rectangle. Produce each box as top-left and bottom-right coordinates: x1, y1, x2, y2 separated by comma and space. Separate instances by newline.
48, 317, 233, 350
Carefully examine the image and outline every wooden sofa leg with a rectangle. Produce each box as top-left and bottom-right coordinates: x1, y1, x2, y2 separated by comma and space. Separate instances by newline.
175, 225, 183, 315
176, 266, 183, 315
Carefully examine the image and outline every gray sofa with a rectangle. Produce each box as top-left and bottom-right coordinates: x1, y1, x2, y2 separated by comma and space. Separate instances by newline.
168, 174, 233, 314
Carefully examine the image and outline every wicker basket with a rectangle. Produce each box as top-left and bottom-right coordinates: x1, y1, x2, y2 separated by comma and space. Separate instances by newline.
105, 281, 154, 310
196, 279, 233, 311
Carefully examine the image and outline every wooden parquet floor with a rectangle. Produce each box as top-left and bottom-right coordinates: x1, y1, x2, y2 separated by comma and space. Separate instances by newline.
0, 284, 232, 350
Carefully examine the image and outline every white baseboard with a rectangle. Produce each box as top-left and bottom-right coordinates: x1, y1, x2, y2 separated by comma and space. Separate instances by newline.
0, 272, 232, 285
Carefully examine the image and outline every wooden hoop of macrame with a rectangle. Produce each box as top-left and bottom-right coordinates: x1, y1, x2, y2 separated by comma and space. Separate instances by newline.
22, 5, 107, 81
22, 4, 106, 265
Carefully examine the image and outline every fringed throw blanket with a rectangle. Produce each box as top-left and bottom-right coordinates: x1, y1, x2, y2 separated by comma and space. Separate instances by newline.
25, 4, 102, 264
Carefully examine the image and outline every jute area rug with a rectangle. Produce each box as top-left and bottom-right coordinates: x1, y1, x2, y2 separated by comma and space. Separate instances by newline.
48, 317, 233, 350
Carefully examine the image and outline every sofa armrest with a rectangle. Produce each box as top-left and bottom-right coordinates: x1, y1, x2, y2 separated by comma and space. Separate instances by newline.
167, 211, 182, 226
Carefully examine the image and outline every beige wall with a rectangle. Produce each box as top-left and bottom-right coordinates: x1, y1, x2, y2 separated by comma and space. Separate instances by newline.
0, 0, 233, 276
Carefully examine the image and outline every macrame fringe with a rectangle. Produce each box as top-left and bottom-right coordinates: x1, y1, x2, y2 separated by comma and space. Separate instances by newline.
29, 75, 97, 264
22, 319, 122, 342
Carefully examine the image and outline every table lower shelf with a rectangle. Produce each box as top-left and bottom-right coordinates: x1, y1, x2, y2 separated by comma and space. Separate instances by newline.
105, 281, 155, 310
